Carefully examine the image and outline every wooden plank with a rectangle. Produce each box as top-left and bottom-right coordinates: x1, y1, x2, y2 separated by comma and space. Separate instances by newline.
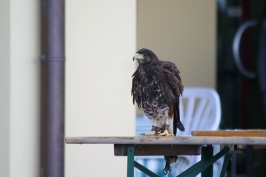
192, 130, 266, 137
237, 145, 266, 150
65, 136, 266, 145
114, 144, 202, 156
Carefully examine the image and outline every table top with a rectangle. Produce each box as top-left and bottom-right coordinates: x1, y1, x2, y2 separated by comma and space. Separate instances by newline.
65, 130, 266, 145
65, 130, 266, 156
65, 135, 266, 145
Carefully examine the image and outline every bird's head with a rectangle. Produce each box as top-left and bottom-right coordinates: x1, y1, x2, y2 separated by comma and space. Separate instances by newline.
133, 48, 159, 65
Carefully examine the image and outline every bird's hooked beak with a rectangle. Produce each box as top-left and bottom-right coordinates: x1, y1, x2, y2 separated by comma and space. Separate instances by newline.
133, 53, 144, 61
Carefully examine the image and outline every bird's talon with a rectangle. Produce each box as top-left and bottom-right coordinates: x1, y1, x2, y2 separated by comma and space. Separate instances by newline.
167, 134, 175, 137
143, 134, 156, 136
158, 129, 175, 136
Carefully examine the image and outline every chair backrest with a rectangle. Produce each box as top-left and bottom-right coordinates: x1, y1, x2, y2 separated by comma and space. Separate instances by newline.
174, 87, 222, 177
178, 87, 221, 135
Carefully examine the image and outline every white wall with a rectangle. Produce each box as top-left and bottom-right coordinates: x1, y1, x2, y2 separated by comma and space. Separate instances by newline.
0, 0, 10, 176
0, 0, 40, 177
65, 1, 136, 177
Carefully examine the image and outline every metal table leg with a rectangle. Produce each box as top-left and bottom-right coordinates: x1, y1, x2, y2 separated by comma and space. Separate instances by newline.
220, 152, 231, 177
127, 145, 230, 177
246, 145, 253, 177
201, 145, 213, 177
178, 146, 229, 177
127, 146, 135, 177
134, 161, 159, 177
127, 146, 159, 177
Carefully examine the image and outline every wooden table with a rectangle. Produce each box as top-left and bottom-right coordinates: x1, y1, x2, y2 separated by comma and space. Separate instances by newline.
65, 130, 266, 177
192, 130, 266, 177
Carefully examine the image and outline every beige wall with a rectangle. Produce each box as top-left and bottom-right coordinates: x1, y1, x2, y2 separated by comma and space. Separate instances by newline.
0, 0, 216, 176
65, 1, 136, 177
136, 0, 216, 115
0, 0, 40, 177
137, 0, 216, 88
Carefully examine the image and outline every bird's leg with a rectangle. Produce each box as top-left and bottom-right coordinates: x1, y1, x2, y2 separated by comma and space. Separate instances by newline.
158, 118, 175, 136
141, 118, 160, 136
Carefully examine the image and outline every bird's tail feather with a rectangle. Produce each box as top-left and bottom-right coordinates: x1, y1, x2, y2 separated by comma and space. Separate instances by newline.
174, 105, 185, 133
176, 121, 185, 132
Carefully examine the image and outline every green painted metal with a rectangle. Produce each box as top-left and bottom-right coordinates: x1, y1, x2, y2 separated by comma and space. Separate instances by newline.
191, 146, 229, 177
126, 145, 229, 177
177, 158, 207, 177
201, 145, 213, 177
127, 146, 135, 177
177, 146, 229, 177
220, 153, 231, 177
134, 161, 159, 177
127, 146, 159, 177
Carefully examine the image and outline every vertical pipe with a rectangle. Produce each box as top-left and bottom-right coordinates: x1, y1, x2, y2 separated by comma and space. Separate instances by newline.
41, 0, 65, 177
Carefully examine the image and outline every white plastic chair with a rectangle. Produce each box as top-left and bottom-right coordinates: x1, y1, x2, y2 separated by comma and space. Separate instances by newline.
179, 87, 221, 136
135, 87, 222, 177
173, 87, 221, 177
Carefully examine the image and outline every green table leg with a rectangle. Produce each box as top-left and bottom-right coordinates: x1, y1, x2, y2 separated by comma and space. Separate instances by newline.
127, 146, 135, 177
201, 145, 213, 177
177, 146, 229, 177
177, 158, 207, 177
134, 161, 159, 177
220, 153, 230, 177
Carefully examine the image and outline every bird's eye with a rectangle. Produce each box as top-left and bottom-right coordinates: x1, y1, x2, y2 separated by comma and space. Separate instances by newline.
143, 54, 147, 57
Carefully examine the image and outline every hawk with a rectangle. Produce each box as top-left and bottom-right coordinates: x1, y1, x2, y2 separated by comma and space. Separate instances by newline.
131, 48, 185, 174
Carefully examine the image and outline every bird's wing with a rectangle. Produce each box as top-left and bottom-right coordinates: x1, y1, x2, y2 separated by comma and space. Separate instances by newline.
131, 69, 142, 108
161, 61, 182, 83
161, 61, 183, 96
161, 61, 184, 133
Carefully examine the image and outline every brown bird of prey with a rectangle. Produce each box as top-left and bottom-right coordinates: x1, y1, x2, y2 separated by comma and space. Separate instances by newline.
131, 48, 185, 174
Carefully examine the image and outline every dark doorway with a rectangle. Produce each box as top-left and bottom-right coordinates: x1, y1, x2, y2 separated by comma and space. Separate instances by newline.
217, 0, 266, 176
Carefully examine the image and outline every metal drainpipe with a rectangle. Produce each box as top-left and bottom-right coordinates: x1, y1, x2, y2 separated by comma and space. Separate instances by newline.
40, 0, 65, 176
